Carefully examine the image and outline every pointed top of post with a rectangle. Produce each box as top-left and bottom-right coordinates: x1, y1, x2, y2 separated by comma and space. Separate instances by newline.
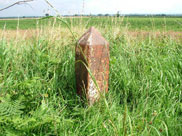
78, 27, 108, 46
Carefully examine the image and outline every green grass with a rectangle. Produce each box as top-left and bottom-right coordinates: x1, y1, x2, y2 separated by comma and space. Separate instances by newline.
0, 17, 182, 31
0, 17, 182, 135
0, 19, 38, 30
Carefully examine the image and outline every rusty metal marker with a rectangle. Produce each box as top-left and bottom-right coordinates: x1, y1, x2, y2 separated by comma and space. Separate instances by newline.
75, 27, 109, 105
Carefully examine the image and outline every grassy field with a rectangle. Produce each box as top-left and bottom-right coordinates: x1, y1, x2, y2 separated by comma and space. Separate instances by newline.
0, 17, 182, 136
0, 17, 182, 31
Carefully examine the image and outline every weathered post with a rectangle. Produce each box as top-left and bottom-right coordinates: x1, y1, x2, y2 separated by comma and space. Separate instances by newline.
75, 27, 109, 105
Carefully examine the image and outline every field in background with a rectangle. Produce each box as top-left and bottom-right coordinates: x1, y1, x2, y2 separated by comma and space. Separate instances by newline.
0, 17, 182, 135
0, 17, 182, 31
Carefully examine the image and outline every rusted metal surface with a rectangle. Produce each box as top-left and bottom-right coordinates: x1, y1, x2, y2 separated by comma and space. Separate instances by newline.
75, 27, 109, 105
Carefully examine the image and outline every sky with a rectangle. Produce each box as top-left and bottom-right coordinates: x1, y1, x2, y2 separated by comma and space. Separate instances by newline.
0, 0, 182, 17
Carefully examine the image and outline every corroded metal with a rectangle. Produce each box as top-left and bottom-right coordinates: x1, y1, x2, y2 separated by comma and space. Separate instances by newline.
75, 27, 109, 105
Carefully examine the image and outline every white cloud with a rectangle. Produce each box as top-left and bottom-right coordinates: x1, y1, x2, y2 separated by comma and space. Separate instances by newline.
0, 0, 182, 17
0, 0, 47, 17
50, 0, 83, 15
0, 0, 11, 5
86, 0, 182, 14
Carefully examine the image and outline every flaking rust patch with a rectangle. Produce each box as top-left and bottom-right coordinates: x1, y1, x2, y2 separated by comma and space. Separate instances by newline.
88, 78, 99, 105
87, 32, 97, 105
87, 33, 93, 46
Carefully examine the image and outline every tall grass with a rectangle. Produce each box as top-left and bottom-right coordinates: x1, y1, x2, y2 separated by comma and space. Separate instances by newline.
0, 18, 182, 136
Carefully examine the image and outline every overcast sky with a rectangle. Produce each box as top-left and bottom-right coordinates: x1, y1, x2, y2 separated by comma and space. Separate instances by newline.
0, 0, 182, 17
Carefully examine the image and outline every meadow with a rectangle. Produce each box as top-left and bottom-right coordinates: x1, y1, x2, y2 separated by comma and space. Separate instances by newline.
0, 17, 182, 136
0, 17, 182, 31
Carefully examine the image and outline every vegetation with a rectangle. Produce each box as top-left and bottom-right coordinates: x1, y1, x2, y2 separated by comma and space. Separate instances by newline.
0, 17, 182, 31
0, 17, 182, 135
